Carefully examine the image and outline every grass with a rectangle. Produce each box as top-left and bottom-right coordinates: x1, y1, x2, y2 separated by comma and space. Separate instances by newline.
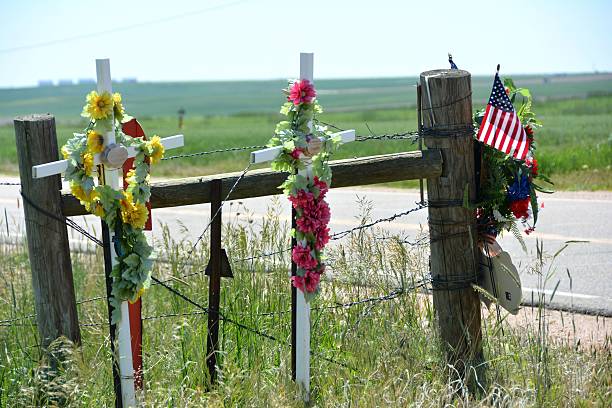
2, 73, 612, 120
0, 201, 610, 406
1, 94, 611, 190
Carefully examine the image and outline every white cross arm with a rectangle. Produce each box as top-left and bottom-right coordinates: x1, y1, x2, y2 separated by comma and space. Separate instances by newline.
250, 130, 355, 164
32, 134, 184, 179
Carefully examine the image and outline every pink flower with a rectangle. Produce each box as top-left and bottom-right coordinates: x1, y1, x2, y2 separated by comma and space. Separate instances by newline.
288, 190, 315, 209
314, 226, 330, 250
288, 80, 316, 105
296, 200, 330, 233
292, 244, 318, 270
291, 270, 321, 293
290, 148, 305, 160
312, 176, 329, 199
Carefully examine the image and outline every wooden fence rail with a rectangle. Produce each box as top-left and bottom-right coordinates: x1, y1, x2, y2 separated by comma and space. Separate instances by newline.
61, 149, 442, 215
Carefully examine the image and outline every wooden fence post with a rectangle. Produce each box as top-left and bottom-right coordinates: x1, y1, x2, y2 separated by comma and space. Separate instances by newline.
14, 114, 81, 348
420, 70, 484, 385
206, 179, 222, 385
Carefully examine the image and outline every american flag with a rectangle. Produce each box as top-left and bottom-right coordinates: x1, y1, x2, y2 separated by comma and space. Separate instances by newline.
477, 72, 530, 160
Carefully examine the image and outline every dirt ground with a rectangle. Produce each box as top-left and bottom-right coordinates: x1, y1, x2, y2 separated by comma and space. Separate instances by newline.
486, 305, 611, 349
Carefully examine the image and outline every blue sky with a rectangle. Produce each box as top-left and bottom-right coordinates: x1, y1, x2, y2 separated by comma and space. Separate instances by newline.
0, 0, 610, 88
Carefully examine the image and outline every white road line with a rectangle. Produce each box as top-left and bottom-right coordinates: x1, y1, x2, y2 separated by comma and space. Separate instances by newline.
523, 287, 610, 301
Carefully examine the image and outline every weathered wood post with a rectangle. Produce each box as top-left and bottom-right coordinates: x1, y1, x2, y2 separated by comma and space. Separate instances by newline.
204, 178, 234, 385
14, 114, 81, 348
420, 70, 484, 384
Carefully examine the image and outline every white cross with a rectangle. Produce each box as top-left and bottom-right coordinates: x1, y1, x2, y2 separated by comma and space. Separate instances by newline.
251, 53, 355, 402
31, 59, 184, 407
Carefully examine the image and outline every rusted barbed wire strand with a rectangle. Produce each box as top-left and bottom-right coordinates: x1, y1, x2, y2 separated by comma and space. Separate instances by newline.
187, 162, 253, 256
150, 275, 355, 370
330, 202, 427, 240
162, 145, 267, 161
420, 91, 473, 111
157, 203, 429, 285
316, 120, 421, 143
20, 190, 104, 247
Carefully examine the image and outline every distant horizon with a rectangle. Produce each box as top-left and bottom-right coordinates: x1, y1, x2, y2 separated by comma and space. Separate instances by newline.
2, 71, 611, 91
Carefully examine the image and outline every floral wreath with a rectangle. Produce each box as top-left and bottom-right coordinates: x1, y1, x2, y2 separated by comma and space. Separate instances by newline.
268, 80, 342, 301
475, 78, 553, 248
61, 91, 164, 322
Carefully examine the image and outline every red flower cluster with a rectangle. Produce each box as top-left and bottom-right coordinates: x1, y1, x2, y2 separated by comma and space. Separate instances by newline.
290, 176, 330, 293
290, 147, 305, 160
509, 197, 530, 219
288, 79, 316, 105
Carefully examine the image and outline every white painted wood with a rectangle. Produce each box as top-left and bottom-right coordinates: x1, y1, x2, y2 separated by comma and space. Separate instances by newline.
96, 58, 136, 408
295, 51, 314, 403
295, 166, 311, 403
249, 130, 355, 165
32, 134, 184, 178
123, 134, 184, 162
250, 146, 282, 164
335, 130, 356, 144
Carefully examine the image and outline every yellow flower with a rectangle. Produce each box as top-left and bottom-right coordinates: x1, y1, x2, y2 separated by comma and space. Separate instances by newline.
147, 135, 164, 164
70, 182, 92, 204
83, 90, 113, 120
130, 287, 146, 303
125, 168, 136, 183
82, 153, 94, 176
112, 92, 125, 122
61, 145, 70, 159
87, 130, 104, 154
120, 192, 148, 229
86, 190, 105, 218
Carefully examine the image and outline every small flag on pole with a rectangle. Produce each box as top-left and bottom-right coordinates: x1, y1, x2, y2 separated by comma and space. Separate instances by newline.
477, 67, 530, 160
448, 53, 458, 69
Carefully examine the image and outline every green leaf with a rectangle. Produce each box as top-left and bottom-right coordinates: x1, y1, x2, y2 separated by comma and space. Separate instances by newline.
529, 185, 539, 226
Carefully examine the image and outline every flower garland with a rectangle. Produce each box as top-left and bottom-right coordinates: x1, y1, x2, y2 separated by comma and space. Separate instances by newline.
268, 79, 342, 301
475, 78, 553, 245
61, 90, 164, 322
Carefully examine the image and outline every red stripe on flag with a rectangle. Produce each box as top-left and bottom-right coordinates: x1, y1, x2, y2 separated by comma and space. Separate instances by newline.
502, 114, 518, 154
507, 116, 524, 158
494, 111, 510, 150
492, 110, 508, 149
516, 127, 529, 160
486, 108, 503, 146
477, 105, 492, 142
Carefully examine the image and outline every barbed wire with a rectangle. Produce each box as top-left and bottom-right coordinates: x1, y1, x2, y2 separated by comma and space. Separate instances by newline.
186, 162, 253, 257
0, 181, 21, 186
162, 145, 266, 161
150, 275, 355, 369
157, 202, 429, 285
330, 202, 427, 240
20, 190, 103, 247
316, 120, 421, 143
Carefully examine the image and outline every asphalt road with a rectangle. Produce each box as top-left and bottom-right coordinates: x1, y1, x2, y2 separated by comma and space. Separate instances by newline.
1, 178, 610, 315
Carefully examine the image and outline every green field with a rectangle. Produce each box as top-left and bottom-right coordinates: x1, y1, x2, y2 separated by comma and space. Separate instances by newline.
0, 74, 611, 190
